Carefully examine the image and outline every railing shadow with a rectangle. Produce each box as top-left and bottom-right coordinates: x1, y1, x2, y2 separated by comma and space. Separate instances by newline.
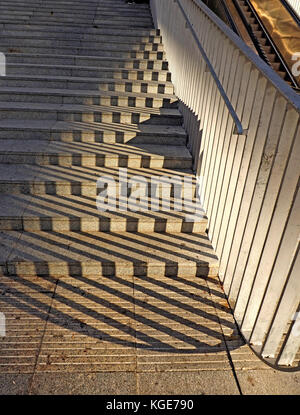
0, 13, 245, 364
0, 227, 244, 355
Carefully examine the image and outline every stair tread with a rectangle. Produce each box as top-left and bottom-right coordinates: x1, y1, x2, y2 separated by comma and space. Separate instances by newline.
0, 101, 179, 116
0, 22, 158, 34
0, 140, 192, 158
0, 163, 195, 182
0, 193, 206, 224
0, 119, 186, 136
0, 73, 172, 85
6, 52, 167, 64
1, 230, 218, 266
6, 63, 169, 74
0, 34, 160, 44
0, 86, 176, 100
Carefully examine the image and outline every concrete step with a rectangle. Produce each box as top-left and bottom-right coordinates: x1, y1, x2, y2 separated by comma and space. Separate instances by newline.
0, 190, 206, 233
0, 7, 148, 16
5, 63, 171, 82
0, 87, 177, 108
0, 230, 218, 278
13, 15, 154, 28
0, 119, 186, 145
0, 35, 163, 51
2, 45, 165, 60
0, 10, 34, 16
0, 0, 102, 7
0, 102, 181, 126
26, 6, 149, 13
0, 164, 197, 197
0, 140, 193, 169
29, 12, 152, 21
0, 28, 162, 43
0, 75, 173, 95
6, 54, 169, 71
0, 22, 160, 37
0, 17, 153, 29
93, 17, 153, 25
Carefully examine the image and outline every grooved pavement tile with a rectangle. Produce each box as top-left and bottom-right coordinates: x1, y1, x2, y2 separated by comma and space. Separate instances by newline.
137, 371, 240, 395
35, 275, 137, 373
30, 372, 137, 395
133, 274, 235, 373
0, 274, 56, 374
0, 373, 33, 395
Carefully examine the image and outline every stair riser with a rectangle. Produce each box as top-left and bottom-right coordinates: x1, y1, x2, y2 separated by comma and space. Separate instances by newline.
0, 108, 182, 126
0, 155, 193, 170
2, 262, 217, 278
0, 0, 144, 4
0, 23, 159, 37
0, 215, 205, 233
1, 30, 162, 43
93, 18, 153, 25
1, 11, 151, 19
0, 79, 173, 94
0, 129, 185, 145
0, 111, 181, 126
0, 16, 154, 27
84, 35, 161, 43
0, 0, 105, 6
29, 13, 153, 21
2, 47, 165, 59
6, 56, 169, 71
0, 8, 152, 16
6, 67, 171, 82
0, 181, 197, 198
0, 93, 176, 109
56, 113, 181, 126
0, 39, 163, 52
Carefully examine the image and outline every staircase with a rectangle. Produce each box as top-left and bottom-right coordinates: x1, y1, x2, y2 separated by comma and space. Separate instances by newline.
0, 0, 246, 386
0, 0, 219, 279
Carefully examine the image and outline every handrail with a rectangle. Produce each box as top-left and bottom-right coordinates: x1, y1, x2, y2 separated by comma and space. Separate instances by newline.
220, 0, 240, 37
231, 0, 268, 62
175, 0, 245, 135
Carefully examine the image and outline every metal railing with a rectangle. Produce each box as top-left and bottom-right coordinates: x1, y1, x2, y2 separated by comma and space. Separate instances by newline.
150, 0, 300, 369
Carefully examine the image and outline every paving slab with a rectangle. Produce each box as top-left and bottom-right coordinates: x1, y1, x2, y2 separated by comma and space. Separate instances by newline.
137, 370, 240, 395
236, 369, 300, 395
0, 274, 56, 374
0, 373, 33, 395
30, 372, 137, 395
35, 275, 137, 373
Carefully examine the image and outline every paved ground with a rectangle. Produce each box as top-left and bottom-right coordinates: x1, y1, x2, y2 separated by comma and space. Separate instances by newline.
0, 271, 299, 395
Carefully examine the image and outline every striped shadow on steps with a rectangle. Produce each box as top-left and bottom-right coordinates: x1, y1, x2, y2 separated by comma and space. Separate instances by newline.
0, 0, 246, 383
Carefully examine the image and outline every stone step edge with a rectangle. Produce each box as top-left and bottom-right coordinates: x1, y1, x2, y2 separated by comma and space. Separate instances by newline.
5, 63, 170, 75
0, 74, 172, 88
0, 102, 180, 116
6, 53, 169, 69
0, 86, 177, 102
